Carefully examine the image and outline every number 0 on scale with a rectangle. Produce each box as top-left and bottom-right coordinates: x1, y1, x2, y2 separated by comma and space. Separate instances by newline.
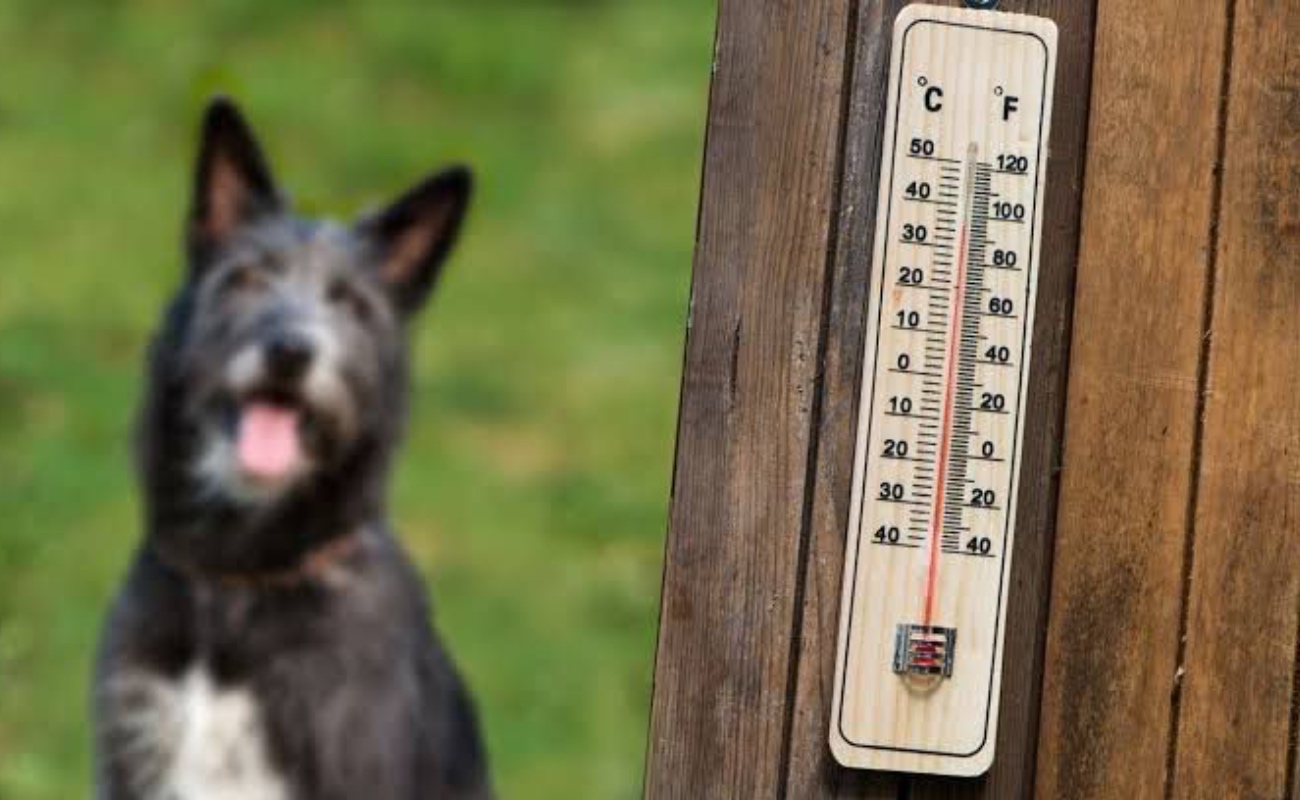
830, 5, 1058, 776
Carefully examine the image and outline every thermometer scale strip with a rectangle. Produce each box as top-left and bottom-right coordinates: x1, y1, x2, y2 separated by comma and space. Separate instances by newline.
830, 4, 1058, 777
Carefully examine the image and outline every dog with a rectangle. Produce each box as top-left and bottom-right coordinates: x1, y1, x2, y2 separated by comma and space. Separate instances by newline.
93, 97, 491, 800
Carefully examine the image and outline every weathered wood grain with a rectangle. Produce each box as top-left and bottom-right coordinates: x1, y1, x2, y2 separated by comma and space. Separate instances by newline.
782, 0, 1095, 796
781, 3, 910, 797
643, 0, 853, 796
1168, 1, 1299, 797
648, 0, 1296, 796
1034, 1, 1231, 799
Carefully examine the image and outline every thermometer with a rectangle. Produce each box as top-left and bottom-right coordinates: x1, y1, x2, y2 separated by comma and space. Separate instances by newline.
830, 4, 1058, 776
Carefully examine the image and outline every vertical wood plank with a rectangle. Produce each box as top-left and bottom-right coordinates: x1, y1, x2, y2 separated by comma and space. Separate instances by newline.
644, 0, 852, 796
1169, 1, 1300, 797
782, 2, 910, 797
783, 1, 1096, 797
1034, 1, 1231, 798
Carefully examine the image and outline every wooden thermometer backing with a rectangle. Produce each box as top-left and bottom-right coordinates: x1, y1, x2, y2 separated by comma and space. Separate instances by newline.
829, 4, 1058, 776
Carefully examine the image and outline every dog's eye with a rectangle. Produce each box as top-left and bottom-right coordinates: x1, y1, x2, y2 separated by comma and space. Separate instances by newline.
221, 265, 269, 293
328, 281, 371, 321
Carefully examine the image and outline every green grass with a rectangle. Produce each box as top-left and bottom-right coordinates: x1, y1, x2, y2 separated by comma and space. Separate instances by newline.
0, 3, 713, 797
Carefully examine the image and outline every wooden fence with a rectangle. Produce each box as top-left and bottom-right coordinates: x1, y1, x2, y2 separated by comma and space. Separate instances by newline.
645, 1, 1298, 797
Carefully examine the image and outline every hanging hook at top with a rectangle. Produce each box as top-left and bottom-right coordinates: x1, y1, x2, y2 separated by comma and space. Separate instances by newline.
964, 0, 999, 9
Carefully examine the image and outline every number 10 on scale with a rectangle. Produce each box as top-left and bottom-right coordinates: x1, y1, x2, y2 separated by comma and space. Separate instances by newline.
830, 5, 1058, 776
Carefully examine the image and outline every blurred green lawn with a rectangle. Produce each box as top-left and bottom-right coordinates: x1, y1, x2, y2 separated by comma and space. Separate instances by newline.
0, 2, 713, 797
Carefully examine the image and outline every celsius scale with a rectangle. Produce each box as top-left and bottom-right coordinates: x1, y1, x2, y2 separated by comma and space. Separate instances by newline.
830, 4, 1058, 776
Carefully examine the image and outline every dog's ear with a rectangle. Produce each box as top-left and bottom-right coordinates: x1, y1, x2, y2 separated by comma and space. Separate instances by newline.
356, 166, 472, 315
188, 97, 282, 260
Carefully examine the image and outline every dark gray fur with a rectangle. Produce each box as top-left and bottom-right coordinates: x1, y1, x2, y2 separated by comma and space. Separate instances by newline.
93, 98, 490, 799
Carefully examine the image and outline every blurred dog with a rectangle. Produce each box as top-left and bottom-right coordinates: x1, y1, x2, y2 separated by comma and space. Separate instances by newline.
93, 98, 491, 800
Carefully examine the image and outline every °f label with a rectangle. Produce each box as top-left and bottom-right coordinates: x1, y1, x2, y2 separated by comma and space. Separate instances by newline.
830, 4, 1057, 776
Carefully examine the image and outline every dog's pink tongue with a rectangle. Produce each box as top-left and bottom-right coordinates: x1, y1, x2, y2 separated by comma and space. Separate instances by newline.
237, 403, 301, 480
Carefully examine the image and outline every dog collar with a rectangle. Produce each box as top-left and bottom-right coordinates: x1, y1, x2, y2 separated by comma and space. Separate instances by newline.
152, 530, 366, 590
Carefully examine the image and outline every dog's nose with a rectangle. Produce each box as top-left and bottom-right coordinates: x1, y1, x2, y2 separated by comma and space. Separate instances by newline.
264, 331, 315, 379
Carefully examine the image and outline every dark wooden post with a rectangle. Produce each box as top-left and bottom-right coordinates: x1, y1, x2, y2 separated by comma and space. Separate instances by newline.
645, 2, 854, 796
1037, 1, 1300, 798
645, 0, 1298, 798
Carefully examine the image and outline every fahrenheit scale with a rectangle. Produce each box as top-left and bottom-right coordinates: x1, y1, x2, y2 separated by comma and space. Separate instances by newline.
830, 5, 1058, 776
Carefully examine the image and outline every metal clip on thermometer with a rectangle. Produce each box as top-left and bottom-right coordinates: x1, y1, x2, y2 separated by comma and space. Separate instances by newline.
830, 4, 1058, 777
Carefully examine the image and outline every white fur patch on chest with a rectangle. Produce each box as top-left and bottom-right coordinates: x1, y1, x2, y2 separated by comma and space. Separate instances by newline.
108, 666, 289, 800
